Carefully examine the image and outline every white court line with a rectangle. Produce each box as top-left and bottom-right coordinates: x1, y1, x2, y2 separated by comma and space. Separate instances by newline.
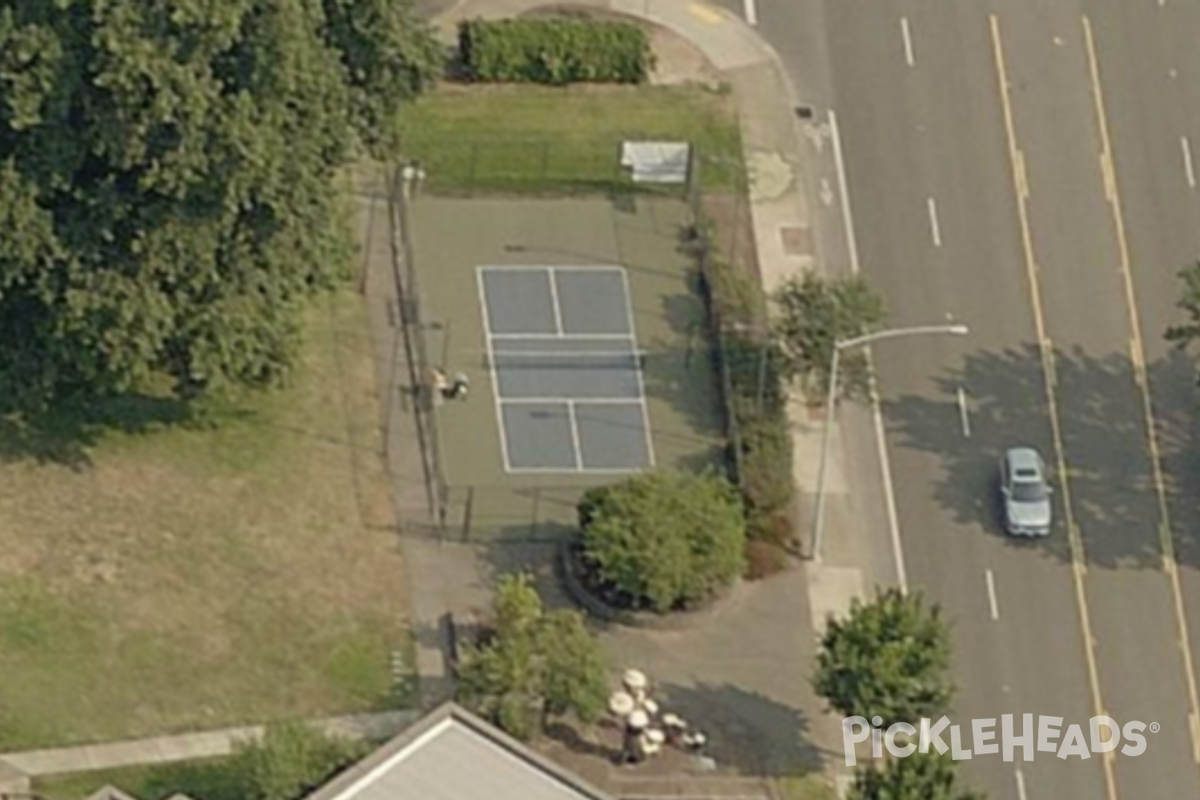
500, 397, 646, 406
1183, 136, 1196, 188
901, 17, 915, 66
566, 400, 584, 471
927, 196, 943, 247
957, 386, 971, 437
986, 568, 1000, 620
618, 269, 657, 467
546, 267, 565, 335
490, 332, 634, 340
480, 264, 625, 272
1015, 767, 1028, 800
476, 268, 513, 473
744, 0, 757, 25
829, 110, 862, 275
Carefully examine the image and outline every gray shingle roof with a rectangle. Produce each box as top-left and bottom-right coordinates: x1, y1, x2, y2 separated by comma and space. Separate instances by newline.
305, 703, 613, 800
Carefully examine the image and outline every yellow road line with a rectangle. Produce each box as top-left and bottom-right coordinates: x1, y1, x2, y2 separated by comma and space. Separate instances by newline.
688, 3, 723, 25
990, 15, 1120, 799
1083, 14, 1200, 766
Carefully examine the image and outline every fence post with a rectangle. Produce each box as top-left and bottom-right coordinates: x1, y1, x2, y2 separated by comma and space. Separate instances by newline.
461, 485, 475, 542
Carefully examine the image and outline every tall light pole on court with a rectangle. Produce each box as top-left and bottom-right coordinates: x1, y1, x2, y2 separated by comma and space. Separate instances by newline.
810, 323, 969, 562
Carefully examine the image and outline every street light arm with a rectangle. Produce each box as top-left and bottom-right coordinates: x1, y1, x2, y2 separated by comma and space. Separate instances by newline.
837, 323, 969, 351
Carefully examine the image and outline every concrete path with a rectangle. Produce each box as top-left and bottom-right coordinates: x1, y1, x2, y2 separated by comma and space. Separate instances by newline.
0, 710, 418, 778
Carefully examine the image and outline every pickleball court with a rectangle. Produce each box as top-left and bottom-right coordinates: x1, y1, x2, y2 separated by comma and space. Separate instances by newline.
479, 266, 656, 472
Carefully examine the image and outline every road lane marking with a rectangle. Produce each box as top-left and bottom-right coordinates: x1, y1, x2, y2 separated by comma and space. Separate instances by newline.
1015, 767, 1028, 800
985, 569, 999, 620
829, 108, 906, 593
991, 16, 1119, 799
743, 0, 757, 26
867, 348, 909, 595
829, 110, 862, 275
1015, 149, 1030, 198
927, 196, 942, 247
957, 386, 971, 437
1100, 152, 1116, 201
901, 17, 915, 66
1183, 136, 1196, 188
1084, 14, 1200, 768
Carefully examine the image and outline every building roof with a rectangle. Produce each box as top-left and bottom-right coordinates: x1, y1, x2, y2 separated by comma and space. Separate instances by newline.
304, 703, 614, 800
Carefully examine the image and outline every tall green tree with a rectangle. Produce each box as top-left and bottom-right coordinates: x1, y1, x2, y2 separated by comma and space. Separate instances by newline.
229, 722, 367, 800
578, 470, 746, 613
772, 272, 884, 401
813, 588, 953, 728
457, 573, 608, 740
0, 0, 441, 404
850, 752, 985, 800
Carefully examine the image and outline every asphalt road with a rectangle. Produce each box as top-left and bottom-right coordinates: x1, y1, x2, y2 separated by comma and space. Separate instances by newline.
741, 0, 1200, 797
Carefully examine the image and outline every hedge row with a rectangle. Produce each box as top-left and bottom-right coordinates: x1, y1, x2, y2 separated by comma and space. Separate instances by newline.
458, 17, 654, 85
700, 245, 796, 548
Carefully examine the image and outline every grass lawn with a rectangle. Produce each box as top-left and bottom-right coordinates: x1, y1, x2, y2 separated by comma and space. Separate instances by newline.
35, 759, 239, 800
396, 83, 744, 193
0, 289, 411, 750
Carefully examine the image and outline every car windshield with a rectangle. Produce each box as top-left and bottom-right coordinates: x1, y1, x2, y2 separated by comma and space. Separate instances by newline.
1012, 480, 1047, 502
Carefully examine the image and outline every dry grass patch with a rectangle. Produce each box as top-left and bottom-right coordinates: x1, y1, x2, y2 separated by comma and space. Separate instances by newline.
0, 289, 410, 750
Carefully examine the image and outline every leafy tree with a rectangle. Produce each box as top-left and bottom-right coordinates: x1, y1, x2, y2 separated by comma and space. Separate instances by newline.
230, 721, 368, 800
850, 752, 985, 800
1165, 262, 1200, 357
813, 588, 953, 728
578, 470, 746, 613
772, 272, 884, 401
0, 0, 441, 405
457, 573, 608, 740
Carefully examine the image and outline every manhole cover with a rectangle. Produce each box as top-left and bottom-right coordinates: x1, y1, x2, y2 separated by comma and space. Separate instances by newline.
780, 226, 812, 256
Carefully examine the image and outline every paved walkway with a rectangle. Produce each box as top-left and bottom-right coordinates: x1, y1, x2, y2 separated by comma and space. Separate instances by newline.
385, 1, 892, 794
0, 711, 418, 778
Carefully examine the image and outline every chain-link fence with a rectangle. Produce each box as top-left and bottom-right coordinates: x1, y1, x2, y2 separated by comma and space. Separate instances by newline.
387, 164, 449, 529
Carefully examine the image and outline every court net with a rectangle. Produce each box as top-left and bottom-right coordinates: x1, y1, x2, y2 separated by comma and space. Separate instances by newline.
484, 350, 647, 371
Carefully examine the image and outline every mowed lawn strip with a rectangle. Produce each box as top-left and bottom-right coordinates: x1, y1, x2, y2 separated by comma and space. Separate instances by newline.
0, 289, 410, 750
397, 83, 744, 193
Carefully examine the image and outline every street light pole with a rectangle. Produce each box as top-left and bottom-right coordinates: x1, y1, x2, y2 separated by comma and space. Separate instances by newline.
809, 323, 969, 562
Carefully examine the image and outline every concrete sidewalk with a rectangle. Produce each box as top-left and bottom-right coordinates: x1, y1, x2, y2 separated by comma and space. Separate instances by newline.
0, 710, 418, 779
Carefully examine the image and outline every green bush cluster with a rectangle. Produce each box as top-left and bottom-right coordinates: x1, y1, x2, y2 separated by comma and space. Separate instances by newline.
458, 17, 654, 85
702, 251, 797, 548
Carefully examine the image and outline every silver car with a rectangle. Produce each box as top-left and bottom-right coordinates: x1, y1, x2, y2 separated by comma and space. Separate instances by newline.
1001, 447, 1052, 536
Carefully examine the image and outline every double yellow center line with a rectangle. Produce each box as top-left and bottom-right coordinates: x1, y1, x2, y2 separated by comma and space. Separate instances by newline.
990, 12, 1200, 798
1081, 14, 1200, 767
989, 16, 1119, 800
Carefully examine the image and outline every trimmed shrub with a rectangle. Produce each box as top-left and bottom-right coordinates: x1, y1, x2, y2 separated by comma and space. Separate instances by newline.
578, 470, 745, 613
458, 17, 654, 85
700, 256, 797, 551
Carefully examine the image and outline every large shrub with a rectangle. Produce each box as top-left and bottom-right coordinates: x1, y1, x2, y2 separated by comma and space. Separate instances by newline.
578, 470, 745, 613
458, 17, 653, 85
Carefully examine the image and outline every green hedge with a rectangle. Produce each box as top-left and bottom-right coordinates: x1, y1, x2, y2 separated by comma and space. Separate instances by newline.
702, 255, 796, 547
458, 17, 654, 85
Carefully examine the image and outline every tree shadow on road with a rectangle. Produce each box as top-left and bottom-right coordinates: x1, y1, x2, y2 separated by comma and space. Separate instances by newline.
884, 341, 1182, 573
